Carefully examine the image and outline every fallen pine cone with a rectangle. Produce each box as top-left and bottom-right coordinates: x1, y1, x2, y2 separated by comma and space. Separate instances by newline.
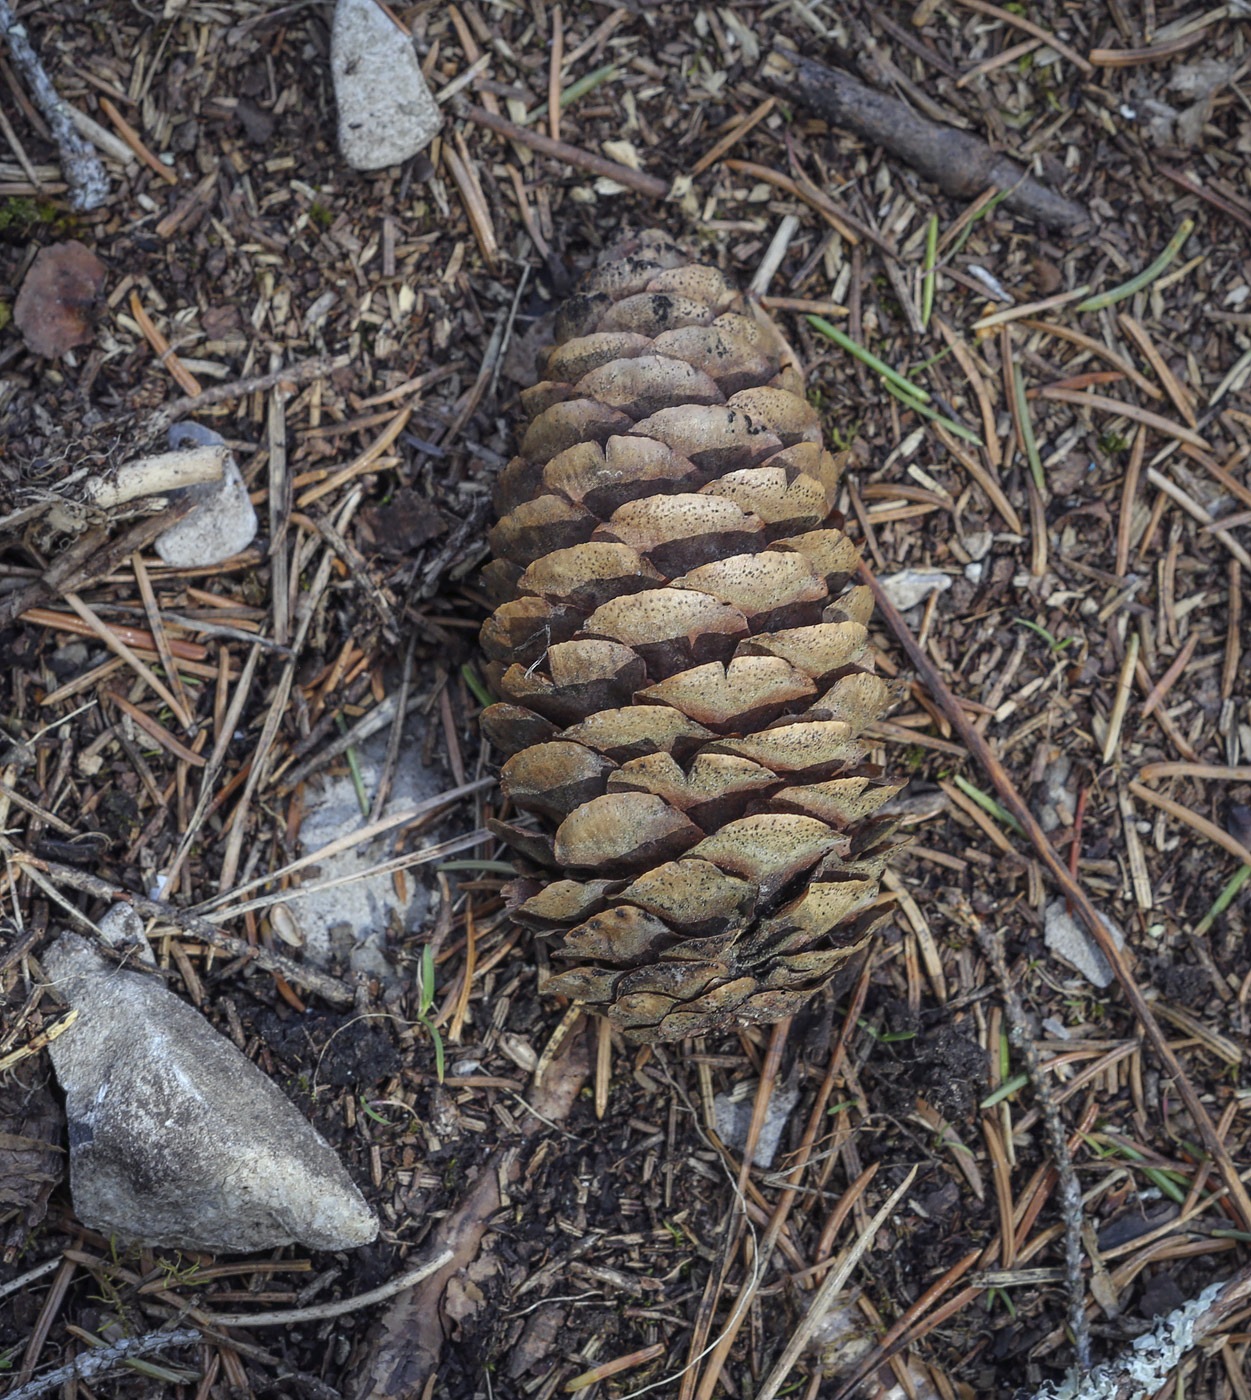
479, 230, 905, 1043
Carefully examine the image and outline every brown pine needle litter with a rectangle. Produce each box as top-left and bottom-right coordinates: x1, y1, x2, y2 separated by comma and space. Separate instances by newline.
2, 1, 1251, 1396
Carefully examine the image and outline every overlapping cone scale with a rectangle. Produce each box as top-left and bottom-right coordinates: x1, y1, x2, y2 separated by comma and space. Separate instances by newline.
480, 230, 905, 1042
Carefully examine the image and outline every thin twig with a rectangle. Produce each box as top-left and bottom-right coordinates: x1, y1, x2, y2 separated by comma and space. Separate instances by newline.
458, 100, 669, 197
0, 0, 109, 208
146, 355, 348, 437
857, 559, 1251, 1231
11, 853, 357, 1005
202, 1250, 453, 1327
1, 1328, 201, 1400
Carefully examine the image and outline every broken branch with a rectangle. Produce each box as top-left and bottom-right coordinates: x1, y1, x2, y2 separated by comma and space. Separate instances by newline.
766, 48, 1089, 229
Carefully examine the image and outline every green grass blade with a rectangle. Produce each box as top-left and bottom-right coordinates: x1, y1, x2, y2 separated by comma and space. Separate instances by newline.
921, 213, 938, 329
882, 379, 984, 445
807, 315, 932, 402
1076, 219, 1194, 312
953, 774, 1024, 834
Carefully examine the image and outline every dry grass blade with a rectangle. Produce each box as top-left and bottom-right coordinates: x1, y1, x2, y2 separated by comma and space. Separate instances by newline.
1128, 781, 1251, 871
755, 1167, 918, 1400
1038, 388, 1210, 450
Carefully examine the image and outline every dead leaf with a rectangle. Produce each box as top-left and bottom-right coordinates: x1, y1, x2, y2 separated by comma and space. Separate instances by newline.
13, 241, 108, 358
359, 486, 446, 558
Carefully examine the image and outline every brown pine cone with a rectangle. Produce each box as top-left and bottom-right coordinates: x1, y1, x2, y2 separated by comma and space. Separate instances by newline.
479, 230, 905, 1043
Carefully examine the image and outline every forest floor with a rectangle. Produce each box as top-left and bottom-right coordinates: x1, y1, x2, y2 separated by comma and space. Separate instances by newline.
0, 1, 1250, 1398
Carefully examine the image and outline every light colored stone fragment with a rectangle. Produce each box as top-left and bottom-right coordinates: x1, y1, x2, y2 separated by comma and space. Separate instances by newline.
714, 1078, 801, 1168
154, 422, 258, 567
294, 722, 440, 984
877, 567, 951, 613
1043, 898, 1125, 989
332, 0, 441, 171
45, 928, 378, 1253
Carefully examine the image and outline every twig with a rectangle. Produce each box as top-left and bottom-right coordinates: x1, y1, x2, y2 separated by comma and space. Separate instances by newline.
856, 559, 1251, 1232
547, 3, 563, 142
129, 289, 200, 395
202, 1250, 453, 1327
1026, 1265, 1251, 1400
769, 49, 1088, 228
1, 1328, 201, 1400
145, 354, 348, 437
458, 100, 669, 198
0, 0, 109, 209
9, 853, 357, 1005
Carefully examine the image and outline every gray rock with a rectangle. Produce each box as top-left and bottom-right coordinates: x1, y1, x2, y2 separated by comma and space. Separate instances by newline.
294, 722, 439, 984
714, 1078, 801, 1168
332, 0, 441, 171
156, 422, 258, 567
1043, 899, 1125, 989
877, 567, 952, 613
44, 929, 378, 1253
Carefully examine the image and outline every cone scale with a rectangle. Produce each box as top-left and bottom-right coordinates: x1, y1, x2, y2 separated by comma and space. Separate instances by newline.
480, 231, 904, 1043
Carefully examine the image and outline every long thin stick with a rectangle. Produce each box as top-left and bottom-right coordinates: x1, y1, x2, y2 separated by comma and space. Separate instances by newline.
202, 1250, 453, 1327
0, 0, 109, 209
9, 853, 357, 1005
857, 560, 1251, 1231
459, 101, 669, 198
1, 1328, 201, 1400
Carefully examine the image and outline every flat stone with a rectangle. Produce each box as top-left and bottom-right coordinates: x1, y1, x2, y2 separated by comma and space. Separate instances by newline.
155, 422, 258, 567
45, 928, 378, 1254
1043, 898, 1125, 989
877, 567, 952, 613
332, 0, 441, 171
294, 721, 440, 984
713, 1078, 801, 1168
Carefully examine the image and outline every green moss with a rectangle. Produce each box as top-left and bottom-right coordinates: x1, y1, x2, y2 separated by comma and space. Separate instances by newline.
309, 199, 334, 229
0, 197, 71, 241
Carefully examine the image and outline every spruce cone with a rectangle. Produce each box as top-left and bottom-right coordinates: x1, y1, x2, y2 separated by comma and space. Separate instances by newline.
479, 231, 905, 1043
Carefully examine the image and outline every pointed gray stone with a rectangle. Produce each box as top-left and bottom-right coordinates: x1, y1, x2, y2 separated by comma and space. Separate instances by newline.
332, 0, 441, 171
44, 930, 378, 1254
